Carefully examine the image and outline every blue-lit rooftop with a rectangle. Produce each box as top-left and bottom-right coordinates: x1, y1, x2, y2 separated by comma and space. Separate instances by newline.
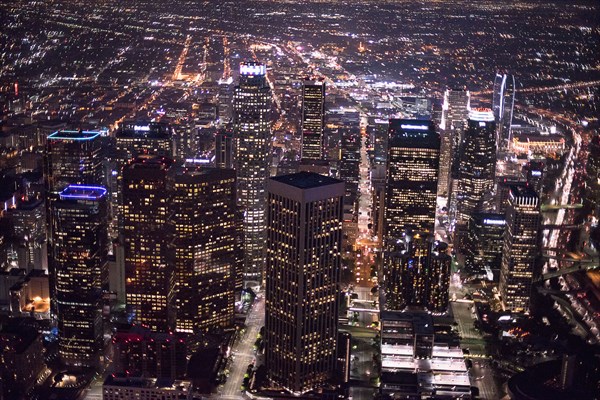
60, 185, 107, 200
48, 130, 101, 141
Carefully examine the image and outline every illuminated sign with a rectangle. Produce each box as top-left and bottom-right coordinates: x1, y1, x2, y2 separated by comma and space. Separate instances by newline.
400, 124, 429, 130
134, 125, 151, 132
531, 170, 542, 176
484, 219, 505, 226
240, 64, 266, 76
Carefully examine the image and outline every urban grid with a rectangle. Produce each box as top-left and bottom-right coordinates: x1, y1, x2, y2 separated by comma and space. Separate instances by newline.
0, 0, 599, 399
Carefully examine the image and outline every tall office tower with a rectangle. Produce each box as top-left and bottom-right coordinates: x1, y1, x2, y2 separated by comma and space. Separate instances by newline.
464, 213, 506, 278
122, 155, 174, 332
233, 61, 272, 283
371, 165, 386, 245
45, 130, 103, 197
301, 78, 326, 160
339, 127, 361, 249
369, 118, 389, 166
438, 129, 452, 198
525, 159, 546, 196
492, 73, 516, 151
265, 172, 344, 394
441, 89, 470, 211
384, 119, 440, 238
171, 165, 238, 333
497, 176, 527, 214
384, 232, 451, 313
45, 130, 103, 314
218, 77, 234, 125
172, 122, 198, 161
8, 197, 46, 271
385, 232, 430, 311
215, 127, 234, 169
115, 121, 174, 229
499, 186, 541, 313
427, 241, 452, 313
115, 122, 174, 163
456, 109, 497, 223
51, 185, 108, 367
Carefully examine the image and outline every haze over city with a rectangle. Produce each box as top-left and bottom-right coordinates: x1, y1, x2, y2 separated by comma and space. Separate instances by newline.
0, 1, 599, 399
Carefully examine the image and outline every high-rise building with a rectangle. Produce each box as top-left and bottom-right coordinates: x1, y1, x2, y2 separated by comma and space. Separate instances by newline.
384, 119, 440, 237
51, 185, 108, 367
492, 73, 516, 152
112, 326, 187, 380
427, 241, 452, 313
441, 89, 470, 207
384, 232, 430, 311
301, 78, 326, 160
233, 61, 272, 283
218, 77, 234, 125
215, 127, 234, 169
499, 185, 541, 313
45, 130, 103, 198
464, 213, 506, 278
171, 165, 238, 333
369, 118, 389, 166
114, 121, 174, 231
457, 109, 497, 223
122, 155, 174, 332
339, 126, 361, 250
383, 232, 450, 313
265, 172, 344, 394
115, 122, 174, 163
45, 130, 104, 315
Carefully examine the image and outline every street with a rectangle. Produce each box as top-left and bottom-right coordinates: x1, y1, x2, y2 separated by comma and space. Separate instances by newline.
450, 301, 501, 400
218, 296, 265, 398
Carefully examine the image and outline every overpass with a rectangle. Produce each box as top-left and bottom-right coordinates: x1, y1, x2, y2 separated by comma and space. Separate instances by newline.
540, 203, 583, 212
535, 255, 600, 282
541, 224, 583, 230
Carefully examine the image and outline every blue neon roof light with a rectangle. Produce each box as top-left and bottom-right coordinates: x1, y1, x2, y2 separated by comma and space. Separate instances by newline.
60, 185, 107, 200
48, 130, 101, 141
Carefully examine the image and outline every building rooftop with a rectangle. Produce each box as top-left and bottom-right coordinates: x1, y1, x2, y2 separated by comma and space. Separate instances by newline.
270, 171, 342, 189
509, 184, 538, 199
47, 130, 101, 141
103, 375, 191, 391
60, 185, 107, 200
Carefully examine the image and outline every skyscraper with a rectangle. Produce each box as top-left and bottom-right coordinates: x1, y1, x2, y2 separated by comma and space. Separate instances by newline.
122, 155, 174, 332
45, 130, 103, 197
457, 108, 497, 223
115, 122, 174, 163
499, 185, 541, 313
383, 232, 451, 313
441, 89, 470, 208
215, 127, 234, 169
114, 121, 174, 231
233, 61, 272, 284
45, 130, 104, 315
265, 172, 344, 394
384, 119, 440, 237
51, 185, 108, 367
171, 165, 238, 333
301, 78, 326, 160
218, 77, 234, 125
492, 73, 516, 152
